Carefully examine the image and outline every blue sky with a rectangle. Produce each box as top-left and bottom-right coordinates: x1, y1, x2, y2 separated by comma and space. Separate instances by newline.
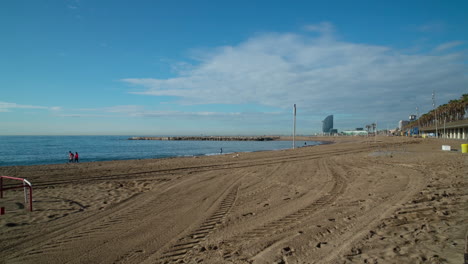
1, 0, 467, 135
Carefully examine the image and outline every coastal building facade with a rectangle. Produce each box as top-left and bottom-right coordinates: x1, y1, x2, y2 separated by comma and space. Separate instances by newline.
322, 115, 334, 134
402, 94, 468, 139
399, 120, 409, 130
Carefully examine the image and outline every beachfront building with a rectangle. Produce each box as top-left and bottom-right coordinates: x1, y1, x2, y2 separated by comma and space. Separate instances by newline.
399, 120, 409, 130
402, 94, 468, 139
420, 120, 468, 139
322, 115, 334, 134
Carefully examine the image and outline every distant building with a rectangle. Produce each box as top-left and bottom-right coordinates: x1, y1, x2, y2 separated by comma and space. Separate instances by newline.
342, 130, 368, 136
399, 120, 409, 130
322, 115, 334, 133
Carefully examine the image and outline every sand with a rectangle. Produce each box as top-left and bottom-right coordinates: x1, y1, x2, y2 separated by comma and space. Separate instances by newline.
0, 136, 466, 264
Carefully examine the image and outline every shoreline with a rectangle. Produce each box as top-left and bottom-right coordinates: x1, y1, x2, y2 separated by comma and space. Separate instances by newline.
0, 137, 332, 168
0, 139, 331, 168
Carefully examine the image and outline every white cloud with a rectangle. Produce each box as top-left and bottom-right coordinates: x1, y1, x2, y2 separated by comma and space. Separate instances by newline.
0, 102, 61, 112
67, 0, 80, 9
68, 105, 243, 119
122, 28, 467, 129
416, 22, 445, 33
103, 105, 144, 114
133, 110, 242, 118
434, 41, 464, 52
303, 22, 335, 34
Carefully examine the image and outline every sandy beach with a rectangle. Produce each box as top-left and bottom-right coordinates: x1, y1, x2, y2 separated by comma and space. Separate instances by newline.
0, 136, 466, 264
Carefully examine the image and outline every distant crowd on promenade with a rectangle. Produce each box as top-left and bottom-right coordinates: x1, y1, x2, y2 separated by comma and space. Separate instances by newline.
68, 151, 79, 163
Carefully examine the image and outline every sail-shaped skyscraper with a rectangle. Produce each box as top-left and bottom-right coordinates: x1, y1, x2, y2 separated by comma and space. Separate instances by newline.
322, 115, 333, 134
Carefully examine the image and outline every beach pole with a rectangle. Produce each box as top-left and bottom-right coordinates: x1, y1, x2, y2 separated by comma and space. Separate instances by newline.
375, 123, 377, 143
443, 117, 446, 141
24, 179, 33, 212
293, 104, 296, 149
433, 91, 438, 138
417, 106, 420, 137
24, 182, 27, 205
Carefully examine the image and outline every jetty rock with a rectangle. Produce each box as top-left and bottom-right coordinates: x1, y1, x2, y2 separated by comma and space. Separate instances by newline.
128, 136, 279, 141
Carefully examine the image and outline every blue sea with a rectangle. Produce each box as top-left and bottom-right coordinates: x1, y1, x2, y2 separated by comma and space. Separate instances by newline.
0, 136, 322, 167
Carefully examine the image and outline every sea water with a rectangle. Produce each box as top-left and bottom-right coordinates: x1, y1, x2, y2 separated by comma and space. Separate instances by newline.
0, 136, 322, 166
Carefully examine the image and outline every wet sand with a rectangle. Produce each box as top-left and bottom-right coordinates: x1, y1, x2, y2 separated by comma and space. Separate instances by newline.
0, 136, 466, 264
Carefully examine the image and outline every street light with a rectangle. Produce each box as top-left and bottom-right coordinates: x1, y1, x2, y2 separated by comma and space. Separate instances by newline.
293, 104, 296, 149
416, 106, 420, 137
432, 91, 438, 138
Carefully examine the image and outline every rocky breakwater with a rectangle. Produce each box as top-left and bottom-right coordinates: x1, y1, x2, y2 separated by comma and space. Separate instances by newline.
128, 136, 280, 141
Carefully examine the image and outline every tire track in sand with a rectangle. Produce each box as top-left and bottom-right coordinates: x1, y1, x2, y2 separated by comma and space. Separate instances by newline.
14, 190, 170, 262
26, 145, 377, 189
5, 172, 237, 264
221, 158, 346, 261
308, 164, 425, 263
246, 161, 425, 264
155, 183, 240, 264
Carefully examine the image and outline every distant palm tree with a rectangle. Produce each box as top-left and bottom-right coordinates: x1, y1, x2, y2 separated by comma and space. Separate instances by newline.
403, 94, 468, 130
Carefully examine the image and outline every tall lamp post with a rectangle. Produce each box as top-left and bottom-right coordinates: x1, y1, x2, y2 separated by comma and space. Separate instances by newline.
293, 104, 296, 149
416, 106, 420, 137
432, 91, 438, 138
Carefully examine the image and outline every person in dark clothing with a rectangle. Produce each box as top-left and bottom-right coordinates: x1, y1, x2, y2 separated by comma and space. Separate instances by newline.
74, 152, 79, 163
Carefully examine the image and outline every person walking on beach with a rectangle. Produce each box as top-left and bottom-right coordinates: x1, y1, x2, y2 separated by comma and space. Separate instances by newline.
68, 151, 74, 163
74, 152, 79, 163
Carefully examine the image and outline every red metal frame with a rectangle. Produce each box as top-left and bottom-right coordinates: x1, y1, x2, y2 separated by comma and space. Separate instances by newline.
0, 176, 33, 212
